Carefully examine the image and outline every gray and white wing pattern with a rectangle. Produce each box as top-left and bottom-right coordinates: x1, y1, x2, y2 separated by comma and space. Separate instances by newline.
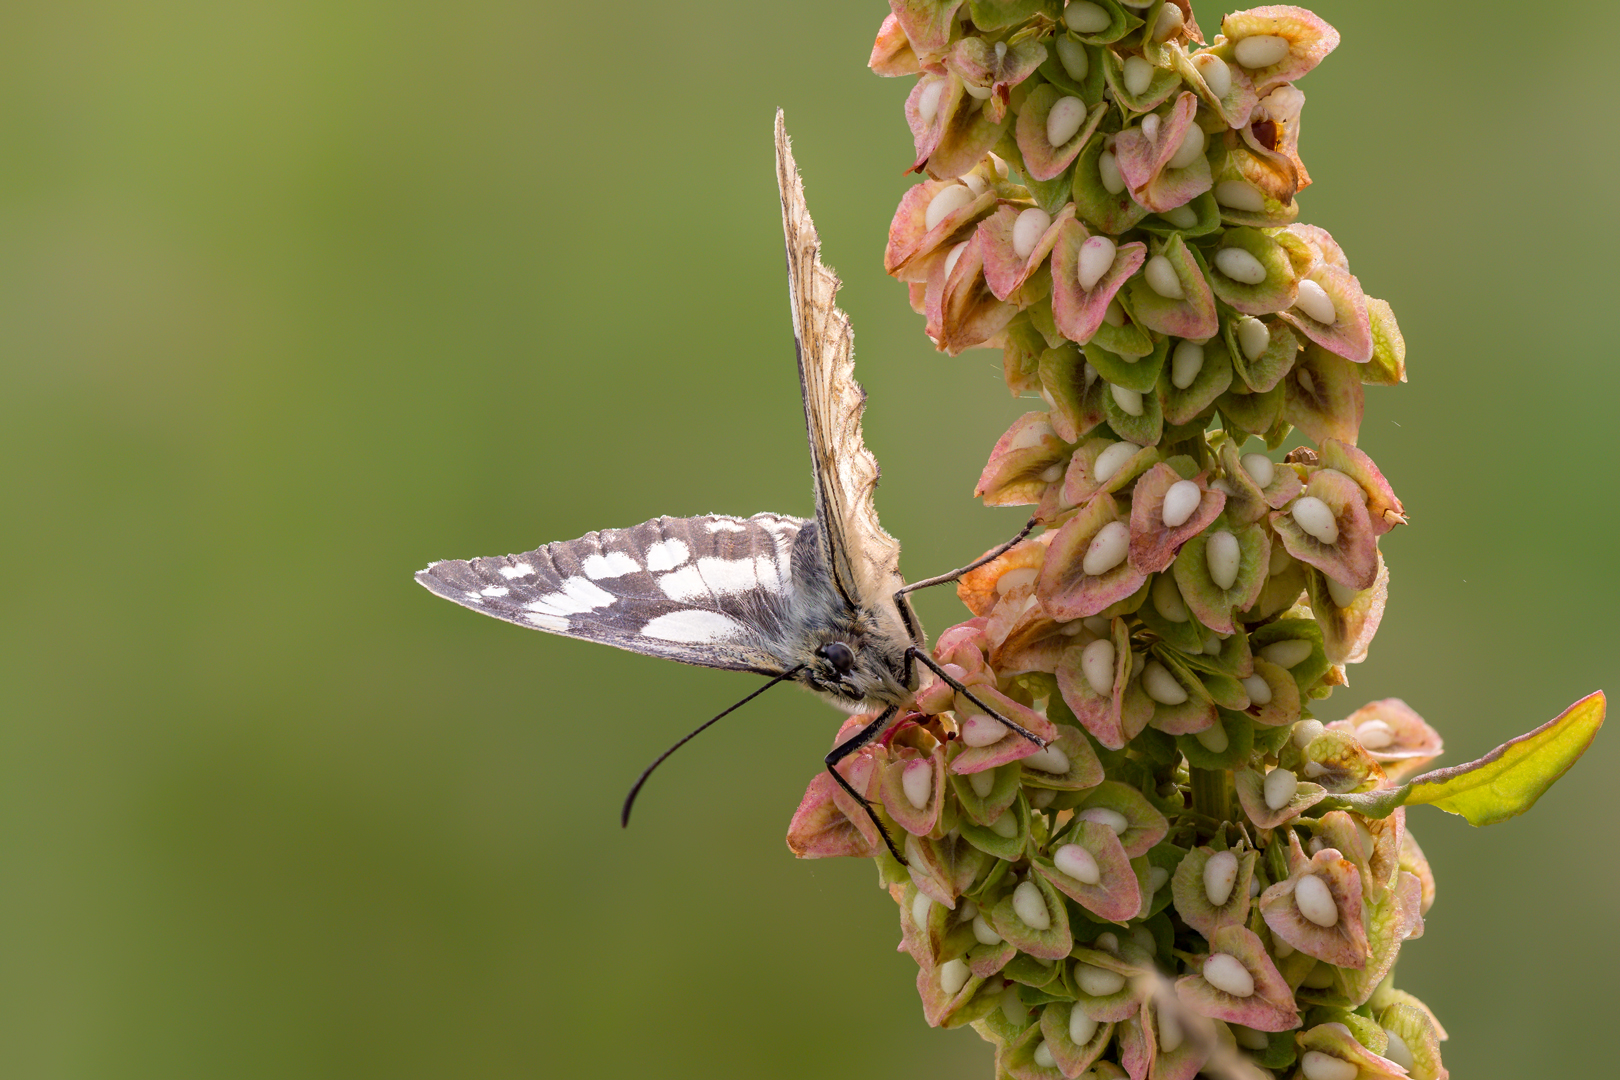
774, 111, 905, 613
415, 513, 807, 674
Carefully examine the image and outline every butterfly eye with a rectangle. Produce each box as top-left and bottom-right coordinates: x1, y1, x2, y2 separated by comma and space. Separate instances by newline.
820, 641, 855, 674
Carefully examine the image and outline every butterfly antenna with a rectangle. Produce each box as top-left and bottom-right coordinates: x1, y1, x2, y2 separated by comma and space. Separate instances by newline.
621, 665, 806, 827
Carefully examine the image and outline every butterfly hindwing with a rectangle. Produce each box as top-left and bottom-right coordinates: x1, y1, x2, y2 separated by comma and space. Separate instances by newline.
774, 112, 907, 622
415, 513, 807, 674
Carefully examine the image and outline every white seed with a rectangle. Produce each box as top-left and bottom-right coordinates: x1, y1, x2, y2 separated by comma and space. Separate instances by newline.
1244, 674, 1274, 707
1274, 935, 1295, 959
1070, 1008, 1100, 1044
1033, 1040, 1056, 1069
956, 900, 978, 922
1079, 806, 1129, 835
1047, 96, 1088, 148
1326, 575, 1360, 608
1355, 719, 1395, 750
1202, 630, 1224, 655
1026, 744, 1072, 773
1158, 1007, 1185, 1052
1300, 1051, 1358, 1080
1295, 873, 1339, 927
1144, 255, 1184, 299
1030, 787, 1057, 809
1056, 36, 1090, 81
1203, 850, 1239, 906
1269, 541, 1292, 576
1206, 529, 1241, 590
962, 713, 1007, 747
1234, 34, 1292, 69
1214, 246, 1268, 285
969, 768, 998, 797
1013, 207, 1053, 259
1110, 384, 1144, 417
939, 958, 971, 996
961, 172, 989, 196
1152, 572, 1191, 622
973, 913, 1004, 945
1090, 441, 1133, 484
1240, 452, 1274, 489
1259, 639, 1313, 668
1013, 880, 1051, 929
1160, 203, 1198, 228
1214, 179, 1266, 211
1123, 55, 1154, 97
1296, 366, 1316, 395
1203, 952, 1255, 997
990, 811, 1020, 838
925, 183, 976, 231
1234, 1025, 1271, 1050
1382, 1030, 1416, 1071
1291, 496, 1339, 545
918, 80, 945, 125
1167, 121, 1206, 169
1140, 113, 1161, 145
1165, 340, 1204, 390
1142, 660, 1189, 705
902, 759, 933, 810
1236, 316, 1270, 360
943, 240, 969, 279
1293, 719, 1325, 747
1195, 720, 1230, 754
1055, 843, 1102, 884
1099, 149, 1126, 194
1294, 278, 1338, 324
1152, 4, 1184, 42
1161, 479, 1203, 529
962, 80, 994, 100
1079, 638, 1117, 696
1010, 418, 1057, 450
1078, 235, 1117, 290
1148, 865, 1170, 891
1198, 54, 1232, 99
911, 889, 934, 928
996, 567, 1040, 595
1260, 85, 1306, 123
1082, 520, 1131, 576
1102, 298, 1125, 326
1064, 1, 1112, 33
995, 40, 1008, 63
1093, 931, 1119, 952
1039, 463, 1065, 484
1074, 962, 1126, 996
1263, 766, 1298, 810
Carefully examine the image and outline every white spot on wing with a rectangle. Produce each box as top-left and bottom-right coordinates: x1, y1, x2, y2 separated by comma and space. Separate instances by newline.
464, 592, 485, 603
480, 586, 509, 597
582, 551, 639, 579
696, 557, 758, 596
500, 562, 535, 579
657, 566, 707, 602
645, 538, 691, 572
526, 612, 569, 631
752, 554, 782, 594
534, 576, 616, 614
706, 519, 748, 533
641, 610, 749, 643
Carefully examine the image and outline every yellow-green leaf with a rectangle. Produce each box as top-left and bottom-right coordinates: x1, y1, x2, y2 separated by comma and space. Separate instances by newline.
1403, 691, 1605, 825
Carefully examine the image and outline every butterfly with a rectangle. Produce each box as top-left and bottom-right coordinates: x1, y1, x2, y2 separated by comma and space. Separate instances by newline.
415, 112, 1041, 860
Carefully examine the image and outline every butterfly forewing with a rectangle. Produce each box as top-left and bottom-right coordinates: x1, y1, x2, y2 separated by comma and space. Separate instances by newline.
415, 513, 806, 674
774, 113, 907, 622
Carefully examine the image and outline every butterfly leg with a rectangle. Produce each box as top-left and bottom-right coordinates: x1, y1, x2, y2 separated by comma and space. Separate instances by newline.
905, 647, 1047, 749
824, 704, 906, 864
892, 515, 1039, 643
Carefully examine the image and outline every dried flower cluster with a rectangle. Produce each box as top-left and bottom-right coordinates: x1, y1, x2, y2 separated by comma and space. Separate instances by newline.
785, 4, 1604, 1079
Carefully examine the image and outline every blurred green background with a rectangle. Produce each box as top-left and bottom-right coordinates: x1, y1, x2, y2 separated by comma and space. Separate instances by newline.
1, 1, 1613, 1076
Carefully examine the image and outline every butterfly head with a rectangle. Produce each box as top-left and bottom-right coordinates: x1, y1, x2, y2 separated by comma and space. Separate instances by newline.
794, 621, 915, 714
